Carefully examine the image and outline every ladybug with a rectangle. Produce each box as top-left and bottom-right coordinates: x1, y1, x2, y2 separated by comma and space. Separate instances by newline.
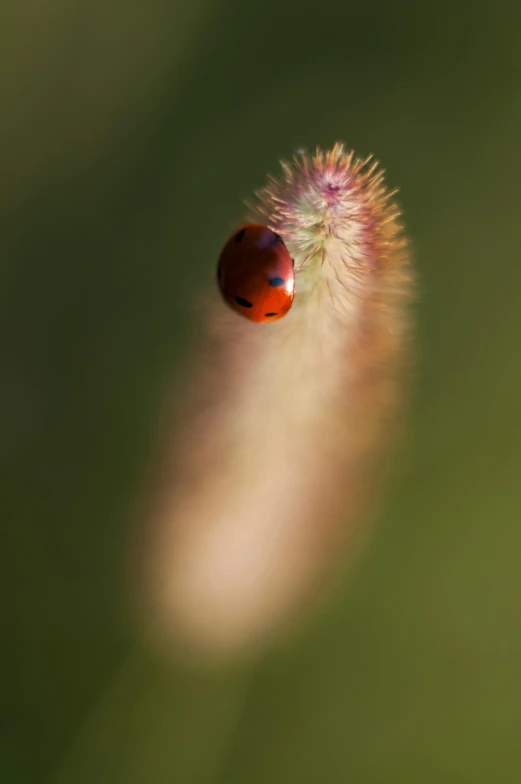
217, 223, 295, 323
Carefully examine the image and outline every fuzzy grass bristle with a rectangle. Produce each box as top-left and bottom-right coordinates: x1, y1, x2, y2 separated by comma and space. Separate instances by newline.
138, 143, 414, 661
251, 143, 406, 272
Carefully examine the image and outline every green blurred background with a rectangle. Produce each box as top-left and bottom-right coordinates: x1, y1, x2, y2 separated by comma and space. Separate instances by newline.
2, 1, 521, 781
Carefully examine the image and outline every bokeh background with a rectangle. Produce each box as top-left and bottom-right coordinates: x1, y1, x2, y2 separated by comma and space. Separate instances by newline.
2, 1, 521, 782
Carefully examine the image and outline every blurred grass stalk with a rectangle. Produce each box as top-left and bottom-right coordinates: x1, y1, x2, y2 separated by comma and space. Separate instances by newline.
139, 144, 413, 660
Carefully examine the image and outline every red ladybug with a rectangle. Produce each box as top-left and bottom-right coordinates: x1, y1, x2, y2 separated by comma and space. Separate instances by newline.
217, 223, 295, 323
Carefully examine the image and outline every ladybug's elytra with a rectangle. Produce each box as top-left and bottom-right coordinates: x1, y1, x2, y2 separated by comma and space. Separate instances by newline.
217, 223, 295, 323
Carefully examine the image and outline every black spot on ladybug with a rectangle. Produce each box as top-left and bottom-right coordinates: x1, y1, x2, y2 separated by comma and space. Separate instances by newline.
265, 312, 278, 317
272, 232, 283, 244
269, 276, 285, 287
235, 296, 253, 308
235, 228, 246, 243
